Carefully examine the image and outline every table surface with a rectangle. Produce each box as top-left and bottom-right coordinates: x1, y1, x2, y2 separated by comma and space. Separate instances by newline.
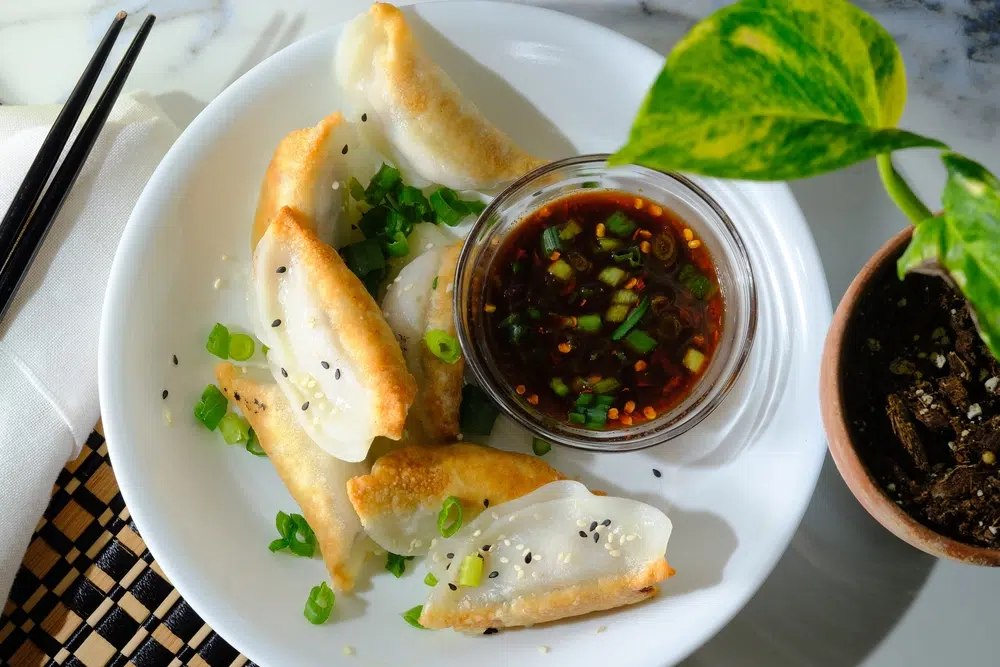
1, 1, 998, 665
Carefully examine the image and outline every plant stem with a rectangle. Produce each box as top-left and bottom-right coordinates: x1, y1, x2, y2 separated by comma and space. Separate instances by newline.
876, 154, 934, 225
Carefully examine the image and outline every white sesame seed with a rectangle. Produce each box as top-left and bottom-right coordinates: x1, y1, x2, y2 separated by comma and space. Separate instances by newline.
887, 483, 897, 492
162, 407, 173, 425
414, 540, 423, 549
343, 645, 354, 656
473, 529, 482, 537
213, 278, 223, 289
403, 284, 414, 292
518, 570, 524, 579
619, 535, 626, 545
430, 539, 437, 548
504, 540, 511, 546
596, 625, 607, 633
314, 392, 324, 398
948, 441, 956, 450
312, 416, 320, 425
532, 571, 539, 579
425, 243, 434, 250
961, 430, 970, 437
625, 534, 636, 542
446, 282, 454, 293
557, 552, 565, 562
514, 564, 522, 571
538, 646, 549, 654
935, 354, 947, 368
509, 515, 515, 522
308, 379, 317, 388
951, 308, 956, 314
499, 557, 509, 563
394, 276, 402, 283
563, 552, 573, 564
516, 544, 524, 550
331, 181, 340, 190
432, 553, 440, 562
610, 550, 621, 557
220, 253, 230, 261
604, 542, 612, 550
915, 389, 924, 396
241, 367, 248, 375
533, 554, 542, 561
576, 519, 587, 527
977, 489, 984, 497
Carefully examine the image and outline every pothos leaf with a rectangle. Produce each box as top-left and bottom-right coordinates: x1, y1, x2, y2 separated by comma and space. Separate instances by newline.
898, 153, 1000, 359
611, 0, 943, 179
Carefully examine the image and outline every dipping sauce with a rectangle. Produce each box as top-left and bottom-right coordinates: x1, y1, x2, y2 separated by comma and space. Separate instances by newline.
483, 190, 723, 430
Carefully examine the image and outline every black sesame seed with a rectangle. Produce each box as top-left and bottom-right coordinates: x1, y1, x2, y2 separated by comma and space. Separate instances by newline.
589, 521, 598, 532
172, 354, 178, 366
301, 401, 310, 411
351, 224, 359, 230
653, 468, 662, 478
280, 368, 288, 378
335, 369, 341, 380
477, 553, 484, 560
593, 532, 600, 543
276, 266, 287, 273
234, 392, 240, 401
601, 519, 611, 527
488, 571, 499, 579
321, 361, 330, 369
341, 144, 349, 155
482, 544, 491, 551
483, 498, 490, 507
271, 319, 282, 327
361, 112, 368, 122
446, 552, 454, 559
484, 628, 498, 635
448, 583, 457, 591
524, 552, 532, 564
579, 531, 587, 538
161, 389, 168, 400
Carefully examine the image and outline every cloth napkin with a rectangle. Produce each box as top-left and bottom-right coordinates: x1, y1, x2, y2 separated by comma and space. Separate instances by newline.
0, 92, 179, 603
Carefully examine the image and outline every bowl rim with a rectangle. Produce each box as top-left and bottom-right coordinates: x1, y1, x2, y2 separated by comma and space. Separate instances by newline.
820, 225, 1000, 566
454, 153, 758, 452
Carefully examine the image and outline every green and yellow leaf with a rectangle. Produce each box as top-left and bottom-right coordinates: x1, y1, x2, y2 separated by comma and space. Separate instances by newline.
898, 153, 1000, 359
612, 0, 943, 179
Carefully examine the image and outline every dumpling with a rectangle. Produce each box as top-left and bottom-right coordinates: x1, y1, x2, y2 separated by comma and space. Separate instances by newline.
215, 363, 369, 591
345, 444, 567, 555
419, 481, 674, 631
253, 206, 417, 462
335, 2, 547, 191
381, 242, 464, 440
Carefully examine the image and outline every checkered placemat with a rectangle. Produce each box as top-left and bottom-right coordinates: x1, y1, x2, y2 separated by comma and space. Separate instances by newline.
0, 428, 253, 667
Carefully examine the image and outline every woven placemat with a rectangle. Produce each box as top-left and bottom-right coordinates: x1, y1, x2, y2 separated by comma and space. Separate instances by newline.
0, 427, 254, 667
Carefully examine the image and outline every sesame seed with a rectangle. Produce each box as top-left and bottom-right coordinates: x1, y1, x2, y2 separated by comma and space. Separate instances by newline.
593, 533, 600, 543
514, 564, 522, 571
162, 389, 168, 400
532, 571, 539, 579
341, 144, 349, 154
484, 499, 490, 507
516, 544, 524, 550
590, 521, 598, 531
564, 552, 572, 563
271, 319, 282, 327
301, 402, 310, 411
604, 542, 612, 550
499, 556, 509, 563
314, 392, 324, 399
403, 284, 414, 292
172, 354, 178, 365
432, 553, 440, 562
280, 367, 288, 377
525, 552, 532, 563
489, 571, 499, 578
343, 646, 355, 656
321, 361, 330, 369
425, 243, 434, 250
482, 544, 491, 551
652, 468, 661, 478
597, 625, 607, 633
619, 535, 626, 545
394, 276, 402, 283
448, 583, 457, 591
576, 519, 587, 527
484, 628, 498, 635
447, 553, 454, 559
276, 266, 287, 273
579, 531, 587, 538
504, 539, 511, 546
446, 282, 454, 293
534, 554, 542, 561
331, 181, 340, 190
610, 550, 621, 557
335, 369, 341, 380
307, 379, 316, 388
539, 646, 549, 654
361, 113, 368, 122
213, 278, 223, 289
977, 489, 984, 497
601, 519, 611, 527
626, 534, 637, 541
162, 407, 173, 425
312, 416, 320, 425
517, 570, 524, 579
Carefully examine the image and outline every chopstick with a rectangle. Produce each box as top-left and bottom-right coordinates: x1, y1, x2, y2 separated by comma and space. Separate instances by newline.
0, 12, 156, 323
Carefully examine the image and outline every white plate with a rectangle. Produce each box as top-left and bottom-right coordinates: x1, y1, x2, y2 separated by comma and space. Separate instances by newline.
98, 3, 831, 666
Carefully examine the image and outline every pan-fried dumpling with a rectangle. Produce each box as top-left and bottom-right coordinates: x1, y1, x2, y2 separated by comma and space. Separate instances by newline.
381, 242, 464, 440
253, 207, 416, 462
345, 444, 567, 555
420, 481, 674, 631
215, 363, 369, 591
335, 2, 547, 191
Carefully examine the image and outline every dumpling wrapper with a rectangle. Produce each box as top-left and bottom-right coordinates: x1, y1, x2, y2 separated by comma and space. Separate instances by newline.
335, 2, 547, 191
420, 481, 674, 631
253, 206, 416, 462
346, 444, 567, 555
215, 363, 369, 591
381, 242, 464, 440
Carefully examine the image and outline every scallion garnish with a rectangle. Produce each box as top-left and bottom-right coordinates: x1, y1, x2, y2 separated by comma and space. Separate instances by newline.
364, 163, 402, 204
342, 238, 386, 278
424, 572, 438, 586
402, 605, 426, 629
429, 187, 467, 226
576, 314, 602, 333
385, 231, 410, 257
611, 246, 643, 267
245, 428, 267, 457
612, 289, 639, 305
397, 185, 431, 221
532, 437, 552, 456
575, 393, 595, 408
598, 266, 626, 287
686, 275, 713, 299
611, 296, 650, 341
193, 384, 228, 430
269, 511, 317, 557
559, 220, 582, 240
541, 226, 563, 256
437, 496, 463, 538
218, 413, 251, 444
386, 552, 414, 577
432, 276, 439, 290
228, 333, 255, 361
459, 385, 500, 436
205, 323, 230, 359
597, 238, 625, 253
592, 378, 622, 394
568, 411, 586, 425
458, 554, 484, 586
623, 329, 658, 355
303, 582, 335, 625
605, 211, 637, 238
549, 377, 570, 397
605, 304, 630, 323
349, 176, 366, 201
547, 258, 574, 281
425, 330, 462, 364
683, 347, 707, 373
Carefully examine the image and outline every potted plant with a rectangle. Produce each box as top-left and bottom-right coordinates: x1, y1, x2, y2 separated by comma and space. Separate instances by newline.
612, 0, 1000, 564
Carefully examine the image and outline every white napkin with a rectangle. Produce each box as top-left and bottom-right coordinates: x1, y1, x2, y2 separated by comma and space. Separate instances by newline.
0, 92, 178, 602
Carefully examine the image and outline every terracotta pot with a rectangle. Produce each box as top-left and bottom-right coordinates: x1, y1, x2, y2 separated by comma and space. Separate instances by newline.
820, 226, 1000, 566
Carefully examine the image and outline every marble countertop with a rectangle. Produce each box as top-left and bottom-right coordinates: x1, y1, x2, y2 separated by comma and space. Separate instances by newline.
2, 1, 998, 666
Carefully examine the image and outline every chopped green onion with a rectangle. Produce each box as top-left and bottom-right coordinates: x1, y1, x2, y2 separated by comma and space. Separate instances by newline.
611, 296, 650, 341
397, 185, 432, 221
686, 275, 714, 300
437, 496, 463, 538
386, 552, 414, 577
342, 238, 386, 277
218, 413, 251, 444
541, 227, 563, 256
584, 420, 606, 430
683, 347, 707, 373
611, 246, 643, 267
606, 211, 637, 238
458, 554, 484, 586
270, 511, 317, 557
594, 394, 615, 408
508, 322, 526, 344
402, 605, 426, 629
527, 307, 542, 320
262, 344, 269, 355
532, 437, 552, 456
304, 582, 335, 625
678, 264, 697, 282
605, 304, 629, 323
547, 259, 574, 281
386, 231, 410, 257
598, 266, 626, 287
512, 261, 525, 274
624, 329, 658, 355
424, 572, 438, 586
365, 163, 402, 204
575, 393, 595, 408
460, 385, 500, 436
429, 187, 467, 226
581, 181, 600, 188
193, 384, 228, 431
568, 411, 586, 425
361, 267, 387, 297
465, 199, 487, 215
597, 238, 624, 252
206, 323, 230, 359
577, 314, 602, 332
549, 377, 570, 397
349, 176, 366, 201
245, 428, 267, 457
425, 330, 462, 364
358, 205, 390, 239
228, 333, 255, 361
432, 276, 439, 290
592, 378, 622, 394
612, 289, 639, 305
559, 220, 583, 240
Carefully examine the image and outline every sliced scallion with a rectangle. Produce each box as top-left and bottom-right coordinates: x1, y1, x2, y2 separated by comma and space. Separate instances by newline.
218, 413, 250, 444
596, 238, 624, 252
549, 377, 570, 397
402, 605, 426, 629
686, 275, 713, 300
270, 511, 317, 557
598, 266, 626, 287
606, 211, 637, 238
458, 554, 484, 586
612, 289, 639, 305
386, 552, 414, 577
425, 330, 462, 364
206, 323, 230, 359
683, 347, 707, 373
575, 393, 595, 408
577, 314, 602, 332
568, 411, 586, 425
605, 304, 629, 323
611, 296, 650, 341
532, 437, 552, 456
424, 572, 438, 586
547, 259, 574, 281
228, 333, 255, 361
304, 582, 335, 625
592, 378, 622, 394
342, 238, 386, 278
385, 231, 410, 257
349, 176, 366, 202
559, 220, 583, 240
429, 187, 466, 226
437, 496, 463, 538
245, 428, 267, 457
624, 329, 658, 355
611, 246, 643, 267
193, 384, 228, 431
594, 394, 615, 408
459, 385, 500, 436
365, 163, 402, 204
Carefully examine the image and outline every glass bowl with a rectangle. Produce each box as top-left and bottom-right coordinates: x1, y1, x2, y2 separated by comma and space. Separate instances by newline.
454, 154, 757, 452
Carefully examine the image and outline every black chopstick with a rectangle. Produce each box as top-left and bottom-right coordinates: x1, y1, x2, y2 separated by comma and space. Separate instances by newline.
0, 13, 155, 323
